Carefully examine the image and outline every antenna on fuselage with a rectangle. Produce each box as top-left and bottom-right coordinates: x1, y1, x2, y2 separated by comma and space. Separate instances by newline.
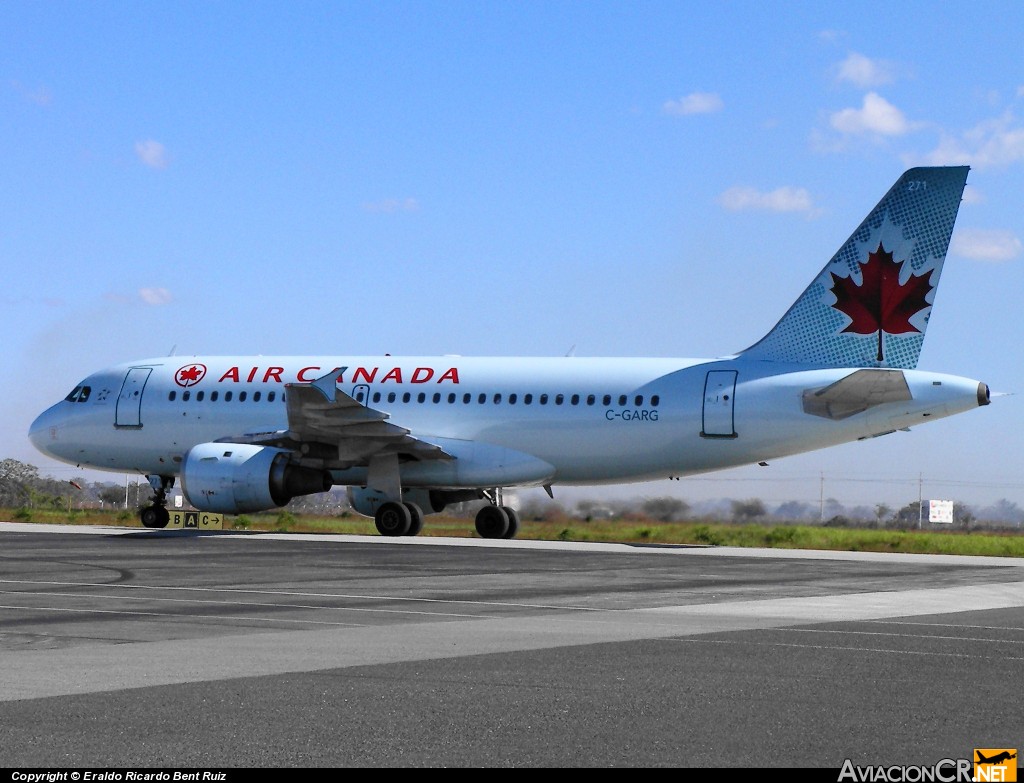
167, 345, 177, 356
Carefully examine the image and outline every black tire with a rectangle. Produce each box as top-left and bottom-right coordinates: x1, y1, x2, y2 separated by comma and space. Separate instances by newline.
404, 503, 425, 536
475, 505, 510, 539
140, 506, 169, 529
501, 506, 520, 539
375, 501, 412, 536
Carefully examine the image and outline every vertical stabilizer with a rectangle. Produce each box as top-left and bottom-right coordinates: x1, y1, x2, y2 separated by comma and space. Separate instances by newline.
740, 166, 969, 368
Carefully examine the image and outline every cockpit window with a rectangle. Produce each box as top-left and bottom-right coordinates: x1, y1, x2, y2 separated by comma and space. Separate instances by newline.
64, 386, 91, 403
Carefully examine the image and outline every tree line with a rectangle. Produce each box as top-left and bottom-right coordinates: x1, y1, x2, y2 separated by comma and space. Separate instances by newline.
2, 458, 1022, 530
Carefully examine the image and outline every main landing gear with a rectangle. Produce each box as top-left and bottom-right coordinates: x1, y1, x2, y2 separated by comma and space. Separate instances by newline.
371, 488, 520, 539
140, 475, 174, 529
374, 501, 425, 537
474, 489, 520, 539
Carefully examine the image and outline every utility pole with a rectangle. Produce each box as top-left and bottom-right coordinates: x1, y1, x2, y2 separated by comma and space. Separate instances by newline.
819, 472, 824, 523
918, 473, 923, 530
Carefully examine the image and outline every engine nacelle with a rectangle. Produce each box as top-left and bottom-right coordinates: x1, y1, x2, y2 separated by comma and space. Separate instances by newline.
346, 487, 481, 518
181, 443, 332, 514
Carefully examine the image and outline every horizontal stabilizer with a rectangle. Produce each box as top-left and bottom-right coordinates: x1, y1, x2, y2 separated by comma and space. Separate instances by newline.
802, 369, 911, 420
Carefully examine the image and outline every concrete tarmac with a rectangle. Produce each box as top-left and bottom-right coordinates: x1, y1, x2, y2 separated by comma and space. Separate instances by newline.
0, 522, 1022, 768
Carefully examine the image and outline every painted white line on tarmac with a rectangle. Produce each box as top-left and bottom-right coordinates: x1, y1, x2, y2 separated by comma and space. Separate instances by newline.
1, 577, 1021, 703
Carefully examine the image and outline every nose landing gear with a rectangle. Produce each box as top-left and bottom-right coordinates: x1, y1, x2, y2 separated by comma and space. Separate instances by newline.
140, 475, 174, 529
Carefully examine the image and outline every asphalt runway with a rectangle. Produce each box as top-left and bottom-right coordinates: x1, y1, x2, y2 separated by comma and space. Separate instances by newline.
0, 522, 1022, 768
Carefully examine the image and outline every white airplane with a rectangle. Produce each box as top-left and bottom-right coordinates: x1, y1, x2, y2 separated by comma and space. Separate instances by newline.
29, 166, 990, 537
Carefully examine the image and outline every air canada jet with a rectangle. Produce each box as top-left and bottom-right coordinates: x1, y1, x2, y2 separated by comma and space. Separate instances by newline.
976, 751, 1016, 764
30, 166, 990, 538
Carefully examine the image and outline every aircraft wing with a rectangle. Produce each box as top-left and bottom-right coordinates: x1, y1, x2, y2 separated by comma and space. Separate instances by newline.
217, 369, 453, 468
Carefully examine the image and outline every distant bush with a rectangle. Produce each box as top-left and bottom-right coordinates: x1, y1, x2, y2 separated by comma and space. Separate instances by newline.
13, 507, 32, 521
691, 524, 724, 545
275, 510, 295, 531
233, 515, 252, 530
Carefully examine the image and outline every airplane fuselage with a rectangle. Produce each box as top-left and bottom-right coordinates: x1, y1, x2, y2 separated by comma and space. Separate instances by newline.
30, 354, 988, 489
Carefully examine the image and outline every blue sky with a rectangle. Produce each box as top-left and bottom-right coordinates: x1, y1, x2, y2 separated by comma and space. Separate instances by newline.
4, 2, 1024, 512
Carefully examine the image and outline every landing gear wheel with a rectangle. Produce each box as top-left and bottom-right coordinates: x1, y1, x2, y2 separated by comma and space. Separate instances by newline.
404, 502, 424, 536
501, 506, 520, 539
375, 501, 412, 536
475, 505, 510, 539
140, 505, 169, 529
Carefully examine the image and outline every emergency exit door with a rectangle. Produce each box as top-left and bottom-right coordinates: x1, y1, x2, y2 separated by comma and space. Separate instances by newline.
701, 370, 737, 438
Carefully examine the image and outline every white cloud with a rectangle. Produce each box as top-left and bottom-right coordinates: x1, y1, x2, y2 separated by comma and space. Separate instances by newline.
10, 80, 52, 106
138, 287, 173, 305
717, 185, 816, 214
835, 53, 895, 89
918, 113, 1024, 169
830, 92, 912, 136
662, 92, 723, 116
960, 185, 984, 204
950, 228, 1021, 262
134, 139, 168, 169
361, 198, 420, 213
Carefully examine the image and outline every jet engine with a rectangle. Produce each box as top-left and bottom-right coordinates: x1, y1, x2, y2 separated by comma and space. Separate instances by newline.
181, 443, 331, 514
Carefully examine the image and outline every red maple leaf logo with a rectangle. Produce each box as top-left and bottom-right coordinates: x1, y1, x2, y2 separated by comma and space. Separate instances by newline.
175, 364, 207, 388
830, 243, 933, 362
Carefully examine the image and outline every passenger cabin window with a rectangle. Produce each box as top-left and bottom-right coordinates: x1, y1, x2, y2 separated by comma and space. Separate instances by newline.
388, 392, 396, 403
239, 391, 247, 402
211, 391, 219, 401
651, 394, 660, 406
539, 394, 548, 405
635, 395, 643, 406
225, 391, 233, 401
268, 391, 276, 402
433, 392, 441, 403
524, 394, 533, 405
183, 391, 191, 401
463, 393, 471, 404
570, 394, 579, 405
587, 394, 595, 405
618, 395, 627, 406
493, 393, 501, 404
478, 393, 486, 404
253, 391, 261, 402
417, 392, 426, 403
448, 393, 456, 404
555, 394, 564, 405
402, 392, 411, 403
197, 391, 205, 401
168, 391, 176, 401
372, 392, 381, 403
509, 393, 517, 404
603, 395, 611, 406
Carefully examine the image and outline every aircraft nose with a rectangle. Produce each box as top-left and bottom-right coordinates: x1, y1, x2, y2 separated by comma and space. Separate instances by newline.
28, 404, 63, 459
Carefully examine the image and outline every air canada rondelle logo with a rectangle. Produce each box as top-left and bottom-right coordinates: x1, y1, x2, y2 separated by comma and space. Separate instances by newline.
830, 241, 934, 363
175, 363, 207, 388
